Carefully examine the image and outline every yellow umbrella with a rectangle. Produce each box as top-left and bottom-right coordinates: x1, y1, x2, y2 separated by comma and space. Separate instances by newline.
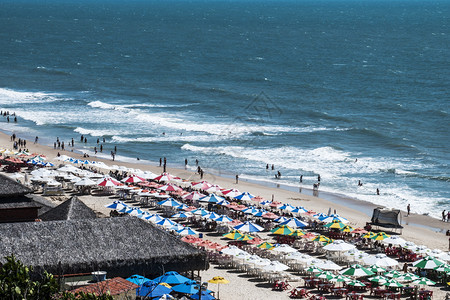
222, 230, 243, 240
363, 232, 376, 239
340, 225, 355, 233
159, 282, 172, 288
208, 276, 230, 299
235, 234, 254, 241
371, 232, 390, 241
312, 235, 332, 242
324, 220, 346, 229
271, 225, 294, 235
288, 229, 305, 237
257, 242, 275, 250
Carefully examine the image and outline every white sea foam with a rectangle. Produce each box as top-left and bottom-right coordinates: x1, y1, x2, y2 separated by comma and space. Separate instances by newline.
0, 88, 62, 105
111, 134, 228, 143
74, 127, 122, 137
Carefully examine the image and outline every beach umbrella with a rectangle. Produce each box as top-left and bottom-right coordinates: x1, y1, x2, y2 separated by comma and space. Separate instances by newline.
346, 279, 365, 287
381, 236, 407, 246
105, 201, 127, 210
384, 270, 403, 278
171, 280, 204, 294
362, 253, 399, 268
234, 192, 255, 201
206, 184, 222, 194
263, 261, 289, 272
340, 264, 374, 277
262, 212, 279, 219
279, 203, 296, 211
319, 214, 349, 224
370, 232, 391, 241
272, 244, 297, 253
153, 271, 190, 285
177, 227, 198, 236
302, 232, 317, 240
203, 212, 221, 220
242, 207, 260, 215
171, 212, 192, 218
257, 242, 275, 250
397, 273, 420, 282
208, 276, 229, 300
121, 174, 145, 183
329, 274, 350, 283
183, 191, 204, 201
125, 207, 144, 216
191, 208, 209, 216
235, 234, 254, 241
158, 198, 182, 207
221, 246, 248, 256
169, 224, 185, 231
363, 232, 376, 239
279, 217, 308, 228
159, 183, 182, 192
434, 263, 450, 273
323, 240, 356, 252
316, 271, 335, 280
316, 260, 342, 271
324, 220, 346, 230
411, 277, 436, 286
368, 275, 388, 284
312, 235, 332, 243
383, 278, 404, 288
221, 188, 241, 198
214, 215, 233, 223
199, 194, 225, 203
191, 181, 212, 190
291, 206, 309, 214
190, 290, 215, 300
97, 176, 122, 187
274, 216, 290, 223
369, 265, 387, 274
126, 274, 151, 286
223, 230, 243, 240
216, 199, 230, 206
137, 280, 172, 298
154, 172, 176, 182
413, 256, 445, 269
146, 213, 164, 223
233, 221, 264, 233
288, 229, 305, 237
340, 225, 355, 233
306, 266, 323, 274
352, 228, 368, 234
74, 177, 96, 186
271, 225, 294, 235
155, 218, 176, 227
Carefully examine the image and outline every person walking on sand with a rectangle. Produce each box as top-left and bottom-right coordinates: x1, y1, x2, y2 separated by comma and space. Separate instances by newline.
407, 204, 410, 216
442, 210, 446, 222
235, 174, 239, 184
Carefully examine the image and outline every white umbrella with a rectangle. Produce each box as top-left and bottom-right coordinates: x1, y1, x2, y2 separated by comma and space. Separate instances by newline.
323, 240, 356, 252
316, 260, 342, 271
362, 254, 399, 268
382, 236, 407, 246
272, 244, 297, 254
221, 246, 248, 256
74, 177, 96, 186
263, 261, 289, 272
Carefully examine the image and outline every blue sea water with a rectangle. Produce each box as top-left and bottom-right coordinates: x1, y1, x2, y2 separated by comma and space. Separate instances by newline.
0, 0, 448, 218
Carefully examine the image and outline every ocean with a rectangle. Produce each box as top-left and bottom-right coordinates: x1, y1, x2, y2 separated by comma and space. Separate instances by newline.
0, 0, 448, 218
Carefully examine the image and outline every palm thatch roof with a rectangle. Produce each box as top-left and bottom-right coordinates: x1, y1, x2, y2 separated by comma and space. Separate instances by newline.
0, 173, 32, 198
40, 196, 97, 221
0, 217, 208, 277
70, 277, 138, 296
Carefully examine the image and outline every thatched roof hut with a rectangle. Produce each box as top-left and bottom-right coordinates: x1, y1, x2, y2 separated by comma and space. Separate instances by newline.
70, 277, 138, 298
0, 174, 49, 222
40, 196, 97, 221
0, 217, 208, 278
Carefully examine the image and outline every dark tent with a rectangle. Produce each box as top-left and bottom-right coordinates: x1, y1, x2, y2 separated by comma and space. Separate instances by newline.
370, 207, 403, 230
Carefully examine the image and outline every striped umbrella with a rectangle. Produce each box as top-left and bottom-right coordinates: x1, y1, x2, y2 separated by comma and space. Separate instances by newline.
214, 215, 234, 223
257, 242, 275, 250
340, 264, 374, 277
370, 232, 391, 241
384, 270, 403, 278
363, 232, 376, 239
171, 212, 192, 218
234, 221, 264, 233
316, 271, 335, 280
412, 277, 436, 286
288, 229, 305, 237
306, 266, 323, 274
234, 192, 255, 201
368, 275, 388, 284
279, 217, 308, 228
369, 265, 386, 274
329, 274, 350, 283
434, 263, 450, 273
340, 225, 355, 233
177, 227, 198, 236
235, 234, 254, 241
199, 194, 225, 203
412, 256, 445, 269
383, 278, 404, 288
222, 230, 243, 240
271, 225, 294, 235
346, 279, 365, 287
397, 273, 420, 282
312, 235, 332, 243
324, 220, 346, 230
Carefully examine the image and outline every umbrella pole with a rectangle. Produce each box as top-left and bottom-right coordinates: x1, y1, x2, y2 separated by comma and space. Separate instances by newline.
217, 283, 220, 300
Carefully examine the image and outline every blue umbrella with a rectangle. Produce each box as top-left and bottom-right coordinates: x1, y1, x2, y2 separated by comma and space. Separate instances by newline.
199, 194, 225, 203
153, 271, 191, 285
126, 274, 151, 286
177, 227, 198, 236
190, 290, 216, 300
137, 280, 172, 298
158, 198, 182, 207
280, 217, 308, 228
242, 207, 260, 215
171, 212, 192, 218
105, 201, 127, 210
155, 218, 176, 227
204, 212, 220, 220
214, 215, 233, 223
171, 280, 213, 294
233, 221, 264, 233
234, 192, 255, 201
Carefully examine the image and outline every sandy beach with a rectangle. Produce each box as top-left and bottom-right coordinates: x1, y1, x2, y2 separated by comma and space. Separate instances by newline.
1, 129, 449, 299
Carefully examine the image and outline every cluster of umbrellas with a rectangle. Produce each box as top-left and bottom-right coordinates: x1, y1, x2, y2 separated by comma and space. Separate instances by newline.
126, 272, 229, 300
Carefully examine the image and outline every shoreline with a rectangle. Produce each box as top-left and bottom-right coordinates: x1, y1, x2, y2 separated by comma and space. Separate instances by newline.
0, 126, 448, 249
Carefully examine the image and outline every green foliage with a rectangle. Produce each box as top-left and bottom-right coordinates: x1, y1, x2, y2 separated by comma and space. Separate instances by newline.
0, 255, 113, 300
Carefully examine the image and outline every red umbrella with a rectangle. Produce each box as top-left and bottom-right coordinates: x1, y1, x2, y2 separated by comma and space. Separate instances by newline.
153, 172, 176, 182
184, 206, 197, 212
158, 183, 182, 192
262, 212, 279, 219
121, 174, 145, 183
221, 188, 241, 198
98, 177, 122, 187
253, 196, 265, 202
302, 232, 317, 239
269, 201, 283, 208
352, 228, 368, 234
247, 237, 264, 245
191, 181, 212, 190
183, 191, 204, 201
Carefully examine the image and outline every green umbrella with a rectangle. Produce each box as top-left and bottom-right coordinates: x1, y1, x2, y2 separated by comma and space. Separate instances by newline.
340, 264, 374, 277
315, 271, 335, 280
370, 232, 391, 241
324, 220, 346, 230
329, 274, 350, 283
368, 275, 388, 284
306, 266, 323, 274
412, 256, 445, 269
397, 273, 420, 282
383, 278, 404, 288
412, 277, 436, 286
346, 279, 365, 287
271, 225, 294, 235
435, 263, 450, 273
369, 265, 386, 274
384, 270, 402, 278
